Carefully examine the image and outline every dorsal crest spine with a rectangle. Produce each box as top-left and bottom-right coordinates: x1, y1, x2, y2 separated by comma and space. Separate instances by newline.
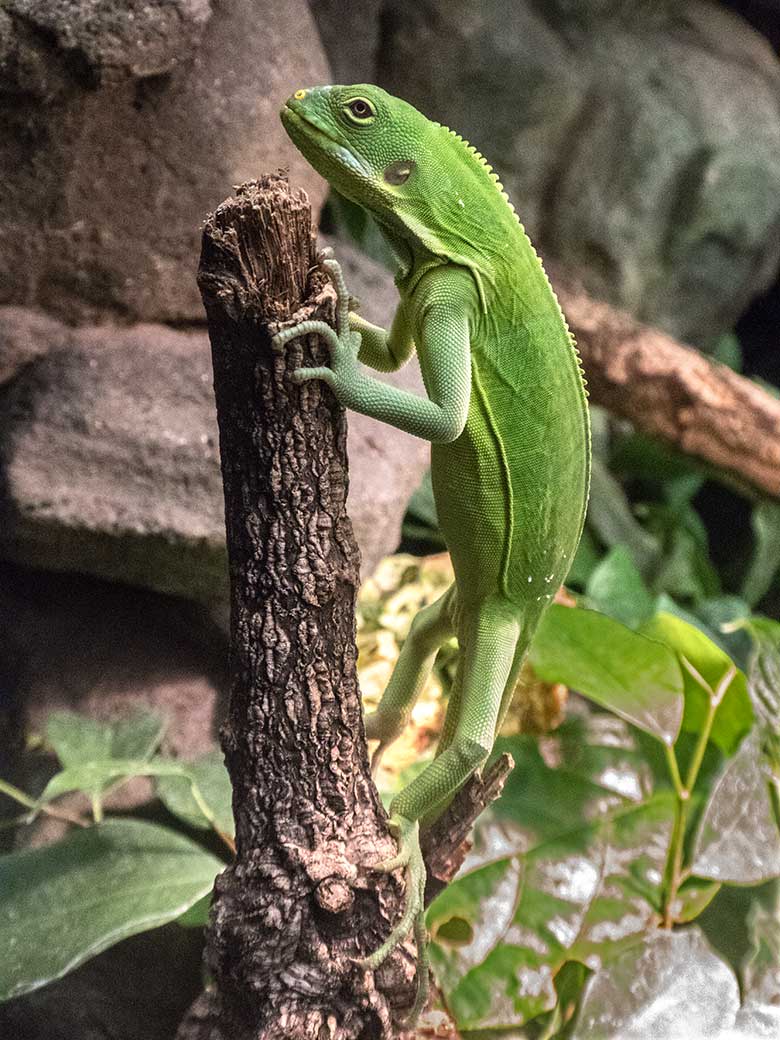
435, 122, 519, 216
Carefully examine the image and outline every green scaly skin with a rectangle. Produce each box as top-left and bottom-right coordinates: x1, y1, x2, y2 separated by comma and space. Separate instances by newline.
273, 84, 591, 1024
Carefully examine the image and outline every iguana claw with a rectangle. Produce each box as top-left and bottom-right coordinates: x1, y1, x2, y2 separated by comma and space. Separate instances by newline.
359, 815, 430, 1025
270, 255, 364, 397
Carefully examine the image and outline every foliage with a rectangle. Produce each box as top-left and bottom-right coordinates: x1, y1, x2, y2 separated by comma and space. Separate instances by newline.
422, 584, 780, 1037
0, 710, 234, 1000
0, 553, 777, 1034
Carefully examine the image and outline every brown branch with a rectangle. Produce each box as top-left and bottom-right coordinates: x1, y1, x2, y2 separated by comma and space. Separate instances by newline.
421, 753, 514, 905
552, 271, 780, 500
178, 176, 416, 1040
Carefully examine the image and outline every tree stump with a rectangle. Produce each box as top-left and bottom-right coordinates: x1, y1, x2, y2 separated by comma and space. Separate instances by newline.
184, 175, 413, 1039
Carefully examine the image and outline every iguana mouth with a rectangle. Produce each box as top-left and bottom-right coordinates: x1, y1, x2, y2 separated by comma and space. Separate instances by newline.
281, 105, 371, 178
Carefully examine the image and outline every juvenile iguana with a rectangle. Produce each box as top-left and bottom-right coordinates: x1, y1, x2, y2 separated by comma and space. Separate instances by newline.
273, 84, 591, 1021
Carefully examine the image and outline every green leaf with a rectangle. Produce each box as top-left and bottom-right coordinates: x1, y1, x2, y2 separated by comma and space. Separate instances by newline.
692, 732, 780, 884
430, 716, 672, 1031
572, 928, 739, 1039
567, 527, 601, 588
673, 876, 721, 923
694, 596, 752, 667
743, 616, 780, 777
428, 857, 523, 995
157, 751, 234, 837
176, 892, 212, 929
640, 612, 753, 756
40, 757, 193, 803
530, 605, 684, 744
0, 819, 222, 1001
430, 794, 676, 1031
492, 717, 653, 843
742, 501, 780, 608
735, 889, 780, 1038
651, 517, 721, 605
710, 331, 742, 371
586, 457, 660, 576
585, 546, 656, 628
45, 710, 165, 769
401, 468, 446, 549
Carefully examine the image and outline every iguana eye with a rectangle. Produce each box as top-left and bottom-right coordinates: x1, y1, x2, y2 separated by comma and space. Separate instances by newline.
384, 160, 416, 185
343, 97, 376, 124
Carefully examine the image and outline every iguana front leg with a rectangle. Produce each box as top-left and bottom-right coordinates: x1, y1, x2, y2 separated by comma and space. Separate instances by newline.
272, 258, 472, 445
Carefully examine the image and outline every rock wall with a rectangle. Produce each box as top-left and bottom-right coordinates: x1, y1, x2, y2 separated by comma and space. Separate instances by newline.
0, 0, 329, 323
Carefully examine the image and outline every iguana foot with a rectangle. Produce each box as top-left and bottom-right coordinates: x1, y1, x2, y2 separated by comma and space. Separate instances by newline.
359, 814, 430, 1025
270, 255, 362, 397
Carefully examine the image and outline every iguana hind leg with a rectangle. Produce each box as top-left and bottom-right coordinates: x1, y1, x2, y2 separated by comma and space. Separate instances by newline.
364, 583, 457, 774
362, 600, 521, 1017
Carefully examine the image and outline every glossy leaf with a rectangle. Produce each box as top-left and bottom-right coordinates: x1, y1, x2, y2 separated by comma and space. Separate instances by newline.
491, 717, 653, 844
585, 546, 656, 628
641, 611, 753, 756
530, 605, 684, 744
176, 892, 212, 929
734, 893, 780, 1039
672, 876, 721, 923
430, 716, 679, 1032
586, 457, 660, 576
0, 819, 222, 1001
572, 928, 739, 1039
157, 751, 234, 837
744, 616, 780, 777
429, 857, 523, 997
45, 710, 165, 769
692, 732, 780, 884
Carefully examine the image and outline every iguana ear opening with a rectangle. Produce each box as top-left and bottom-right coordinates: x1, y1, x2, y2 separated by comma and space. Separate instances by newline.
384, 160, 416, 185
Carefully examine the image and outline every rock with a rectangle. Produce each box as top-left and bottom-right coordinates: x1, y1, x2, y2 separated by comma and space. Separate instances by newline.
0, 318, 229, 604
0, 0, 330, 324
377, 0, 780, 346
0, 307, 69, 386
5, 0, 212, 83
0, 247, 427, 600
1, 561, 227, 761
309, 0, 384, 83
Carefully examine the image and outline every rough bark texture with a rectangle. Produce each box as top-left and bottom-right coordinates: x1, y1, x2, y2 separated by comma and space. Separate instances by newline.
421, 753, 513, 905
188, 176, 414, 1040
554, 273, 780, 499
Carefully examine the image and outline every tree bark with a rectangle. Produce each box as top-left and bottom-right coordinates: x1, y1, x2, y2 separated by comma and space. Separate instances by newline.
553, 272, 780, 500
186, 175, 414, 1040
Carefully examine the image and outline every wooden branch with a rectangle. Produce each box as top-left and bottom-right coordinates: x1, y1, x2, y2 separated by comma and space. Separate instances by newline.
552, 271, 780, 500
178, 176, 416, 1040
421, 753, 514, 904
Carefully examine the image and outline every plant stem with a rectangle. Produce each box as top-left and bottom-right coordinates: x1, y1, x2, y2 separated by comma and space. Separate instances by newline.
660, 661, 735, 926
663, 742, 685, 797
661, 790, 687, 928
91, 792, 104, 824
0, 777, 87, 827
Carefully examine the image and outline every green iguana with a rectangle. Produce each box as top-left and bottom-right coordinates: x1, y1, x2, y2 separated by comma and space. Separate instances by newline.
273, 83, 591, 1022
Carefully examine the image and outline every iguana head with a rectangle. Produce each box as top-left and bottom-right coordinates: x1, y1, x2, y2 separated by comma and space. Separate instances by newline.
281, 84, 435, 238
281, 83, 518, 299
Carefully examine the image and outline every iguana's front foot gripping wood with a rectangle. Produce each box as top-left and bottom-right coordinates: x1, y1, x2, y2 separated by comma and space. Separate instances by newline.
359, 814, 430, 1026
271, 256, 362, 395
